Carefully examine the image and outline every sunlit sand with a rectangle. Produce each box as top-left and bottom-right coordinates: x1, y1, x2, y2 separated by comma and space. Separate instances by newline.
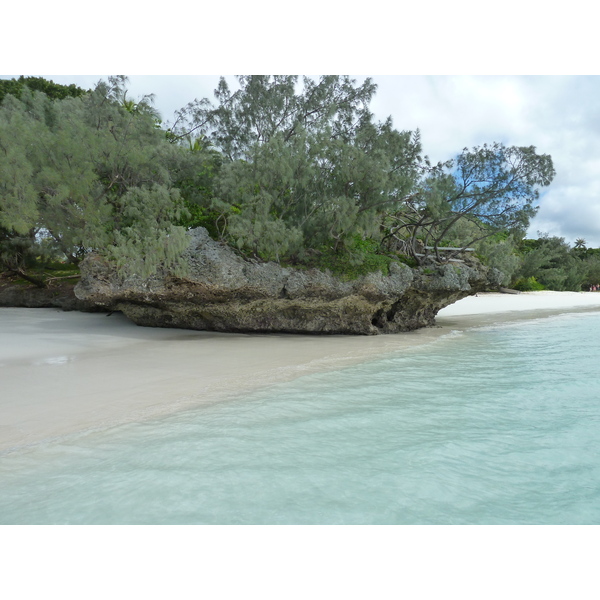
2, 291, 600, 453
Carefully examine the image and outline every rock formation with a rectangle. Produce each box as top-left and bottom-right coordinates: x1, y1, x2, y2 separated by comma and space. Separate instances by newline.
74, 228, 503, 335
0, 276, 94, 312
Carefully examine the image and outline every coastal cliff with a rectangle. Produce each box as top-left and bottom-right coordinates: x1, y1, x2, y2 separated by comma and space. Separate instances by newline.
74, 228, 503, 335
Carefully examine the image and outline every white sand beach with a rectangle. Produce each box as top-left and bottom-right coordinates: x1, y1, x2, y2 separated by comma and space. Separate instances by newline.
2, 291, 600, 454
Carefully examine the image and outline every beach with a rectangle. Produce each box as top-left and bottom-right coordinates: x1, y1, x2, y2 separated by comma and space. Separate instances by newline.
2, 291, 600, 454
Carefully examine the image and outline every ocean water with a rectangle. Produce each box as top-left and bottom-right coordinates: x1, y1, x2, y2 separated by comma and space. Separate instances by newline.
1, 311, 600, 525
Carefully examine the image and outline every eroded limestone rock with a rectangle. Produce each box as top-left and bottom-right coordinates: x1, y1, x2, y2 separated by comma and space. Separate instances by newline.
74, 228, 503, 334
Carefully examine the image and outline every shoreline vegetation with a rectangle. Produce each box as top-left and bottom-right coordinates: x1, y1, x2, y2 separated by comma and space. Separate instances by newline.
3, 291, 600, 455
2, 76, 599, 333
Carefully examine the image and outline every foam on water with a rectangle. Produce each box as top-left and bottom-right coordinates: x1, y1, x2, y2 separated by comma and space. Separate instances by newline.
2, 311, 600, 524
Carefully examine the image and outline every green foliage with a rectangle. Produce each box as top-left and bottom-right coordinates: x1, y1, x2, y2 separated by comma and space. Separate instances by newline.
513, 235, 587, 291
1, 74, 559, 286
172, 75, 424, 263
0, 76, 88, 105
513, 276, 546, 291
0, 242, 82, 287
295, 236, 395, 280
474, 233, 521, 286
176, 204, 222, 239
103, 185, 189, 278
583, 254, 600, 287
0, 77, 190, 279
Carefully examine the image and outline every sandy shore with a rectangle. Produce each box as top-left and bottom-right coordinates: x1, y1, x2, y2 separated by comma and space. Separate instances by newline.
2, 291, 600, 454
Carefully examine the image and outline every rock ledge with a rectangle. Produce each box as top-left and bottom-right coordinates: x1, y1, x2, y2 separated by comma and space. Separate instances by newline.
74, 228, 503, 335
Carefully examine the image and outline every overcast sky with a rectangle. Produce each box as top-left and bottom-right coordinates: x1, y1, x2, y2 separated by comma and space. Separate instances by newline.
5, 73, 600, 247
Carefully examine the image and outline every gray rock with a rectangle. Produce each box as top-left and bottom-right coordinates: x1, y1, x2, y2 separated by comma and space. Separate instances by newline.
74, 228, 501, 335
0, 279, 98, 312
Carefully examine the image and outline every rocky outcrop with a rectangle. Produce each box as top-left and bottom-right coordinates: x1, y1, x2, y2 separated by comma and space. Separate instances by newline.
74, 228, 503, 335
0, 277, 96, 311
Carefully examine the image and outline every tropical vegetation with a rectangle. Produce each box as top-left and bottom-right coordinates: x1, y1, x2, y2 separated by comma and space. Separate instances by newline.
1, 74, 594, 292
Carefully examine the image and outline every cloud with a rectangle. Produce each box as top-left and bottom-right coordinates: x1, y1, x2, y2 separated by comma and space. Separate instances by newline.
370, 75, 600, 246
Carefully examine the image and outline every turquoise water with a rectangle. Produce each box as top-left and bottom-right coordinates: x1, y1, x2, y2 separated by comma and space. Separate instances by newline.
2, 311, 600, 524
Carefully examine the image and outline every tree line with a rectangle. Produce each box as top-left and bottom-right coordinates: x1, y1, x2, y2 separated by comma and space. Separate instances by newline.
4, 74, 585, 290
509, 236, 600, 291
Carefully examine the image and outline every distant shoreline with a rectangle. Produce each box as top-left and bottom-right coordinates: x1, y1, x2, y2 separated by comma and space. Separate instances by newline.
2, 291, 600, 454
437, 290, 600, 326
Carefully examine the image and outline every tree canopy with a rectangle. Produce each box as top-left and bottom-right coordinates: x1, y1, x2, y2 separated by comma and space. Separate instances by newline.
512, 234, 600, 291
384, 142, 555, 263
0, 76, 88, 104
0, 74, 557, 287
170, 75, 555, 266
0, 76, 189, 282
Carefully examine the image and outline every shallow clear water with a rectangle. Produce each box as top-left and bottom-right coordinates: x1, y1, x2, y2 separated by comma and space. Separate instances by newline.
2, 311, 600, 524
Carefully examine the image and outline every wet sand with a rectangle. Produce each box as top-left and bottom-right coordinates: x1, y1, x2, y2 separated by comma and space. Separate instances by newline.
2, 291, 600, 453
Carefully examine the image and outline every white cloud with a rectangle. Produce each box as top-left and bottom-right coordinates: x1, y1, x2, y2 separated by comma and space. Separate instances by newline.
370, 75, 600, 246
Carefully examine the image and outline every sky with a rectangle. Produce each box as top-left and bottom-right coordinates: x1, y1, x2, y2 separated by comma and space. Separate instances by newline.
29, 74, 600, 248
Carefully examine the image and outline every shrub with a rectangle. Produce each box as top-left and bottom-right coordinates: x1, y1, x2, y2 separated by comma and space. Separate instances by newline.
299, 236, 395, 280
512, 276, 546, 291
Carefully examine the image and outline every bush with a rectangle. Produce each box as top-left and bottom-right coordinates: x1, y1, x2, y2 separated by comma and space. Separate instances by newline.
299, 236, 395, 280
512, 276, 546, 291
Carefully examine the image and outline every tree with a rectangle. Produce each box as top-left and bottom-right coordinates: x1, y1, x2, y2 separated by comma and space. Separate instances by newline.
165, 135, 224, 238
572, 237, 588, 261
514, 235, 587, 291
171, 75, 424, 262
383, 143, 555, 264
170, 75, 377, 157
583, 254, 600, 287
169, 77, 554, 273
0, 76, 88, 105
0, 76, 189, 282
1, 75, 557, 288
